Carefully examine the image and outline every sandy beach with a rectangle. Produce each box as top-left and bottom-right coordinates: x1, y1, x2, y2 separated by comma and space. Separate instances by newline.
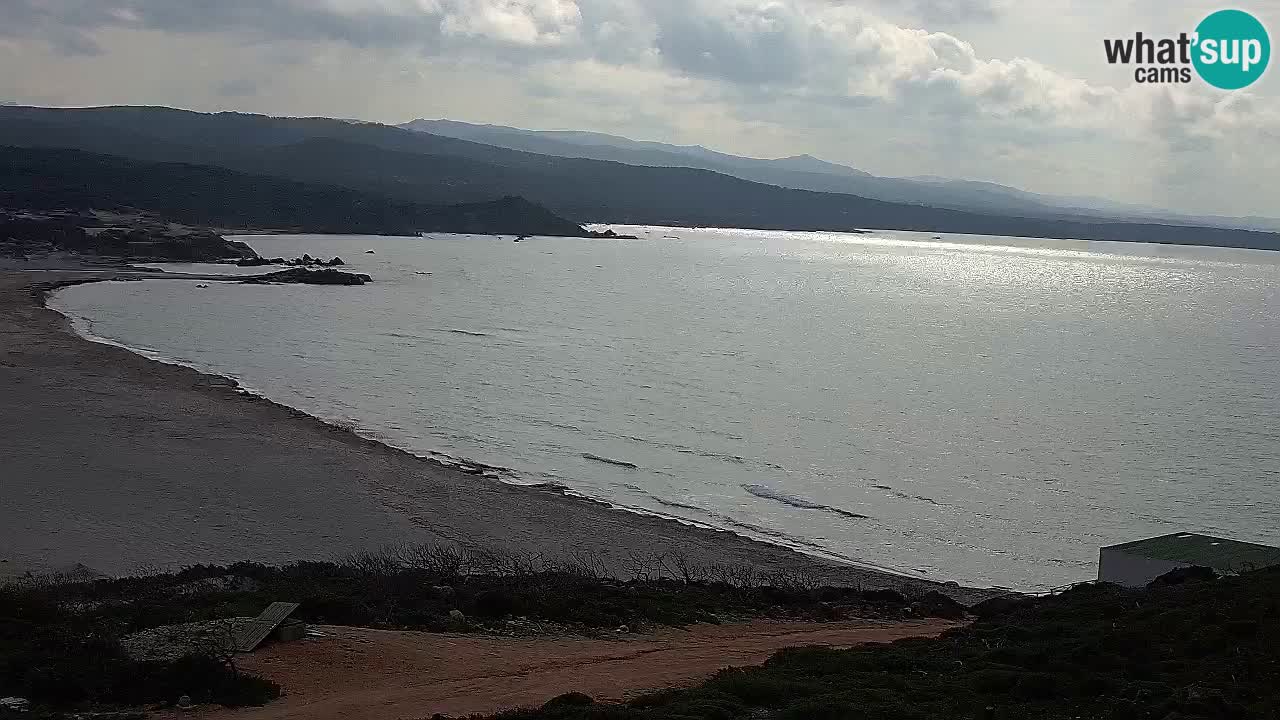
0, 268, 985, 599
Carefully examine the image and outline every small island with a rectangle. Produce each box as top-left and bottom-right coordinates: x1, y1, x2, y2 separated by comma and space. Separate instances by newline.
240, 268, 372, 285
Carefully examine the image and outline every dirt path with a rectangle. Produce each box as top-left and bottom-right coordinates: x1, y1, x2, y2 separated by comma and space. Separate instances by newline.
180, 619, 956, 719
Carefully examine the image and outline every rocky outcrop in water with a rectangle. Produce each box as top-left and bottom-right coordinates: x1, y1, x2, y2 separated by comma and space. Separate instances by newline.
240, 268, 372, 285
585, 228, 639, 240
237, 255, 345, 267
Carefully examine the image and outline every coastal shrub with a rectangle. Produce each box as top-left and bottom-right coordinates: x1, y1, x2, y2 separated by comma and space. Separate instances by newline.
465, 566, 1280, 720
14, 547, 933, 637
0, 586, 278, 711
0, 545, 958, 714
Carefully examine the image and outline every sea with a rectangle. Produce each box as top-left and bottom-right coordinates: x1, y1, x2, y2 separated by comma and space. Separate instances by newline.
48, 226, 1280, 591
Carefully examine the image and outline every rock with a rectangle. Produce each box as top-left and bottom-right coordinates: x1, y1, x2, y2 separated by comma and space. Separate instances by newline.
911, 590, 967, 620
283, 254, 346, 267
177, 694, 194, 710
1151, 565, 1218, 586
241, 268, 372, 286
0, 697, 30, 713
431, 585, 456, 600
585, 228, 639, 239
235, 257, 274, 267
448, 609, 466, 627
365, 249, 375, 254
863, 588, 908, 606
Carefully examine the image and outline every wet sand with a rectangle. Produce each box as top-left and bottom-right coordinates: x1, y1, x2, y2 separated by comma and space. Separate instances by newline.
167, 618, 959, 719
0, 269, 988, 600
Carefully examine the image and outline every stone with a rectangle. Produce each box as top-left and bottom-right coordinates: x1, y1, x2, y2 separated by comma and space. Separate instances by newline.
0, 697, 30, 713
240, 268, 372, 286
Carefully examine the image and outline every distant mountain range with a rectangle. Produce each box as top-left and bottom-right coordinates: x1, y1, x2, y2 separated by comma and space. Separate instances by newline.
1, 105, 1278, 250
401, 118, 1280, 234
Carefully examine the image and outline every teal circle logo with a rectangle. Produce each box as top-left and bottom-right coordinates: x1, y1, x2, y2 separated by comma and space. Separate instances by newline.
1193, 9, 1270, 89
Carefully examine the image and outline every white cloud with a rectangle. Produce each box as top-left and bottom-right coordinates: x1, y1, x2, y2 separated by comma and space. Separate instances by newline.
441, 0, 582, 46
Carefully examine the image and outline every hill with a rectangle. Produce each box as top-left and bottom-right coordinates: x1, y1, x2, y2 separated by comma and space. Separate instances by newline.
402, 118, 1280, 232
0, 145, 586, 237
3, 105, 1279, 250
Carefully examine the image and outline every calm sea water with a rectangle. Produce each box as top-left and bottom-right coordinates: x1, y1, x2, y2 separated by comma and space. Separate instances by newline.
51, 227, 1280, 590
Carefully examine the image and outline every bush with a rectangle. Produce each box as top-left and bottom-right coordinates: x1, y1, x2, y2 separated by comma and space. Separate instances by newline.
465, 567, 1280, 720
0, 587, 277, 711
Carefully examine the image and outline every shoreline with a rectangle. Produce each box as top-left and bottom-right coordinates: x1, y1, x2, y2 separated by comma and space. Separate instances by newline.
1, 267, 996, 602
49, 281, 927, 584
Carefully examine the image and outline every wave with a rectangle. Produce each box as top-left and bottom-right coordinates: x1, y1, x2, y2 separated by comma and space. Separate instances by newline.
648, 495, 706, 513
524, 417, 583, 433
628, 492, 903, 572
447, 328, 490, 337
618, 434, 787, 471
743, 484, 869, 520
582, 453, 638, 469
872, 484, 944, 507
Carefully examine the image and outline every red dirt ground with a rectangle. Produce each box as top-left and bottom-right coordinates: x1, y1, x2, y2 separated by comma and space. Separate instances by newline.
178, 618, 957, 719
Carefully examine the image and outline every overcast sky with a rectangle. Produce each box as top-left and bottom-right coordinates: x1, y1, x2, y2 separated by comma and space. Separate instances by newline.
2, 0, 1277, 216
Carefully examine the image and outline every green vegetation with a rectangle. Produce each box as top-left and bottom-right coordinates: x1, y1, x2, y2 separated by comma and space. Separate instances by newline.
0, 545, 934, 714
0, 145, 586, 237
3, 546, 928, 637
12, 549, 1272, 719
0, 582, 278, 712
481, 567, 1279, 720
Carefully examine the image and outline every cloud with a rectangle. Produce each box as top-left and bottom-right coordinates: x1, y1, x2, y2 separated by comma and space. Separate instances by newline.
1146, 85, 1280, 212
216, 78, 259, 98
0, 0, 1218, 133
864, 0, 1003, 24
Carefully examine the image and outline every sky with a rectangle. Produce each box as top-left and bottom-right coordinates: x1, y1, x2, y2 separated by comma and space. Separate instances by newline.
1, 0, 1277, 217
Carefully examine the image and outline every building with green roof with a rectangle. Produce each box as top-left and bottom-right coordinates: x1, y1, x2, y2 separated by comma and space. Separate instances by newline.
1099, 533, 1280, 587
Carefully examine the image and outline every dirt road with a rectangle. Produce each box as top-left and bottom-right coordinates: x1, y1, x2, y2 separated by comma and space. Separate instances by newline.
183, 619, 957, 719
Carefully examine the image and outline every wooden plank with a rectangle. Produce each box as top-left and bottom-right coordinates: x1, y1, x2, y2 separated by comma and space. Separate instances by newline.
234, 602, 300, 653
